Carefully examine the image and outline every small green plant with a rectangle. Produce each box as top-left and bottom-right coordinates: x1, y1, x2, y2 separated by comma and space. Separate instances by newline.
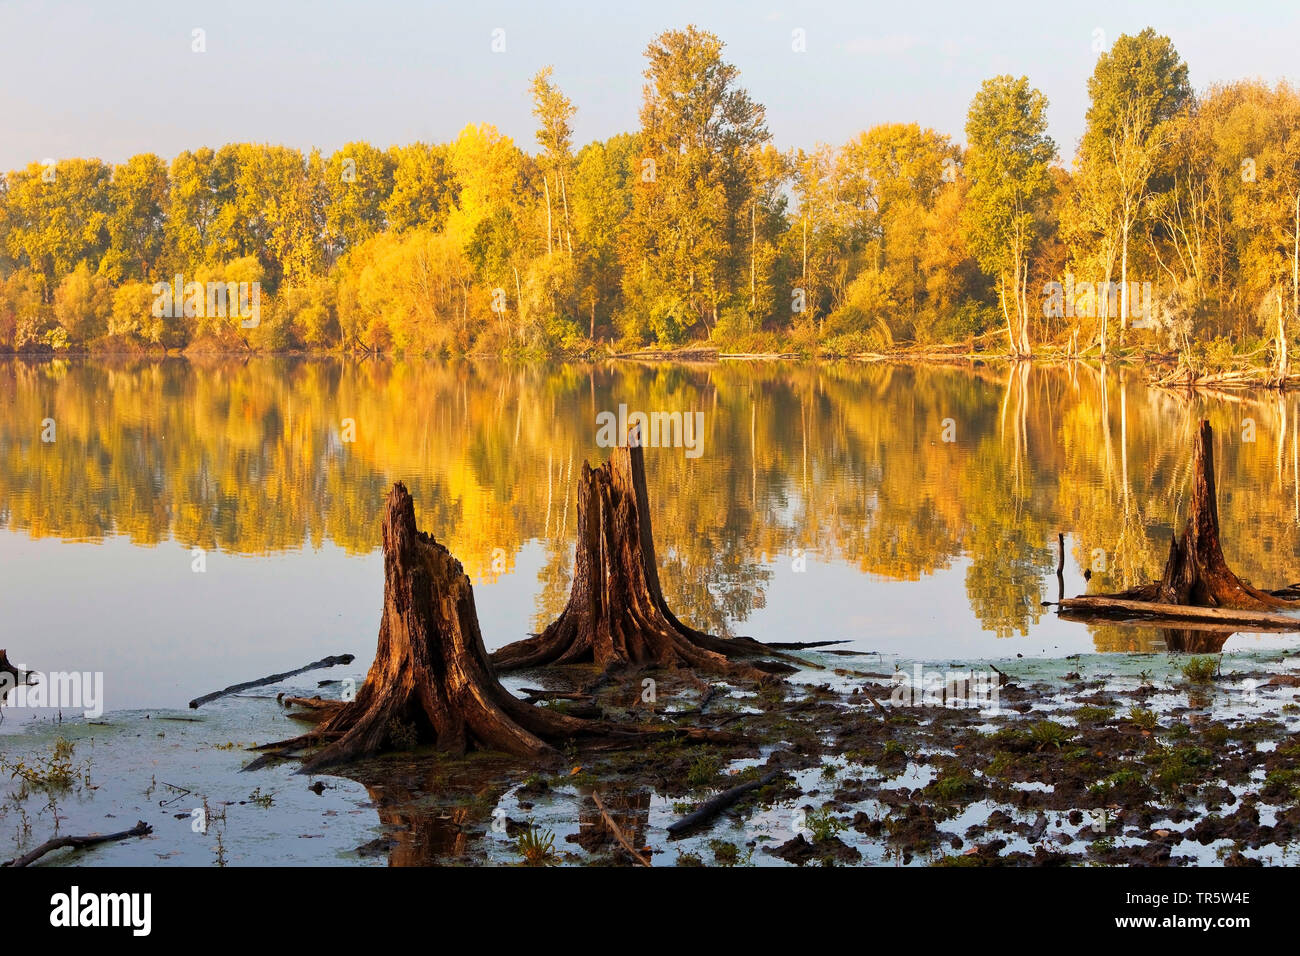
805, 806, 846, 842
1029, 720, 1073, 751
927, 768, 981, 802
0, 737, 89, 795
516, 826, 556, 866
819, 762, 838, 781
1073, 706, 1114, 723
200, 797, 228, 868
246, 787, 275, 808
1181, 656, 1220, 684
1090, 767, 1144, 797
1262, 768, 1300, 800
686, 751, 723, 787
708, 838, 753, 866
880, 739, 909, 763
517, 772, 550, 794
1127, 706, 1159, 730
1153, 745, 1213, 793
987, 751, 1017, 778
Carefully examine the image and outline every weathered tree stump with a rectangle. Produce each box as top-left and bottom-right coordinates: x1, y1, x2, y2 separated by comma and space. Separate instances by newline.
491, 436, 788, 681
253, 482, 734, 772
1066, 420, 1295, 625
0, 650, 29, 701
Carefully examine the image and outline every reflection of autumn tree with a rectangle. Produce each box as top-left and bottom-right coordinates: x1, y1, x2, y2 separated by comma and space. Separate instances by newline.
960, 365, 1053, 636
6, 356, 1300, 651
1087, 623, 1168, 653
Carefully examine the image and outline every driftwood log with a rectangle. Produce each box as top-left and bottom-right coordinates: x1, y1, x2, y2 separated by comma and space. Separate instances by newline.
251, 482, 736, 772
2, 821, 152, 867
666, 769, 783, 838
189, 654, 355, 709
491, 434, 791, 681
1062, 420, 1299, 627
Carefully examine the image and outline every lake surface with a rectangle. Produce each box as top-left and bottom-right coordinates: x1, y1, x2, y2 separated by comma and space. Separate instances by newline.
3, 356, 1300, 718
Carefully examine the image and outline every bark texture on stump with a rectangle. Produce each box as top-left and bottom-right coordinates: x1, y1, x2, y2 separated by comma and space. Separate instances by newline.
255, 483, 733, 773
491, 439, 781, 680
1116, 420, 1290, 611
270, 484, 625, 771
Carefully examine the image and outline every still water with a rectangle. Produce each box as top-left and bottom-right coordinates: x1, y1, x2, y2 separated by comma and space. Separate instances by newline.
3, 357, 1299, 717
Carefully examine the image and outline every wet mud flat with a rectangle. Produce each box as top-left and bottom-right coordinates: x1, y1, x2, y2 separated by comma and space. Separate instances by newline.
3, 647, 1298, 867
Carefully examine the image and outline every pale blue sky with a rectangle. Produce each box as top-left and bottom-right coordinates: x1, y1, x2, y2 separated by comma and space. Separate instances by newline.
2, 0, 1298, 172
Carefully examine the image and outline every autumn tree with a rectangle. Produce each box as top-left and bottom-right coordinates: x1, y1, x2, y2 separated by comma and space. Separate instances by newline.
963, 75, 1057, 357
383, 142, 457, 233
53, 262, 111, 342
324, 142, 395, 263
1076, 29, 1191, 349
530, 67, 577, 258
3, 159, 112, 283
572, 134, 637, 338
621, 26, 769, 343
102, 153, 168, 283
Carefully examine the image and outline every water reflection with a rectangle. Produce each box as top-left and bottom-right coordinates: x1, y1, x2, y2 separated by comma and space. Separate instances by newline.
3, 356, 1300, 654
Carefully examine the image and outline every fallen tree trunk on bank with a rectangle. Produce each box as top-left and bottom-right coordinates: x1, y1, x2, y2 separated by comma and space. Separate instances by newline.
1057, 595, 1300, 629
1063, 420, 1299, 628
491, 434, 792, 681
251, 483, 737, 773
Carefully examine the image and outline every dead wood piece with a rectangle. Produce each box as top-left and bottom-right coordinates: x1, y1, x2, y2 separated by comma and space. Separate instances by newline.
189, 654, 355, 709
3, 820, 152, 867
1058, 596, 1300, 629
280, 695, 345, 709
760, 640, 851, 650
592, 791, 651, 866
518, 688, 592, 702
666, 769, 783, 838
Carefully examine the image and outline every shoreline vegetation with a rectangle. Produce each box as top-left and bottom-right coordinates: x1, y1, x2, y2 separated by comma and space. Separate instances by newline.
11, 340, 1300, 392
4, 26, 1300, 392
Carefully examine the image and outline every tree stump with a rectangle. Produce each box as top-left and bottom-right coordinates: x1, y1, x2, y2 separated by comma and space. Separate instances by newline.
1109, 420, 1290, 611
253, 482, 735, 772
0, 650, 29, 701
490, 437, 786, 681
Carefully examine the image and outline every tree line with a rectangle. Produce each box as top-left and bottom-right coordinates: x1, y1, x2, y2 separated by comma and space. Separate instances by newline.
1, 26, 1298, 362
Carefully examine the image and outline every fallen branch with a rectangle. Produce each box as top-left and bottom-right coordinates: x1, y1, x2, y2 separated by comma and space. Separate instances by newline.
758, 639, 851, 650
1057, 595, 1300, 629
591, 791, 651, 866
189, 654, 355, 709
279, 695, 343, 710
667, 769, 783, 838
518, 688, 592, 702
2, 820, 152, 867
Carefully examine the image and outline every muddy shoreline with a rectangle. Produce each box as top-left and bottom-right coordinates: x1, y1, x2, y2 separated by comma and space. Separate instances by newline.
5, 647, 1297, 867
